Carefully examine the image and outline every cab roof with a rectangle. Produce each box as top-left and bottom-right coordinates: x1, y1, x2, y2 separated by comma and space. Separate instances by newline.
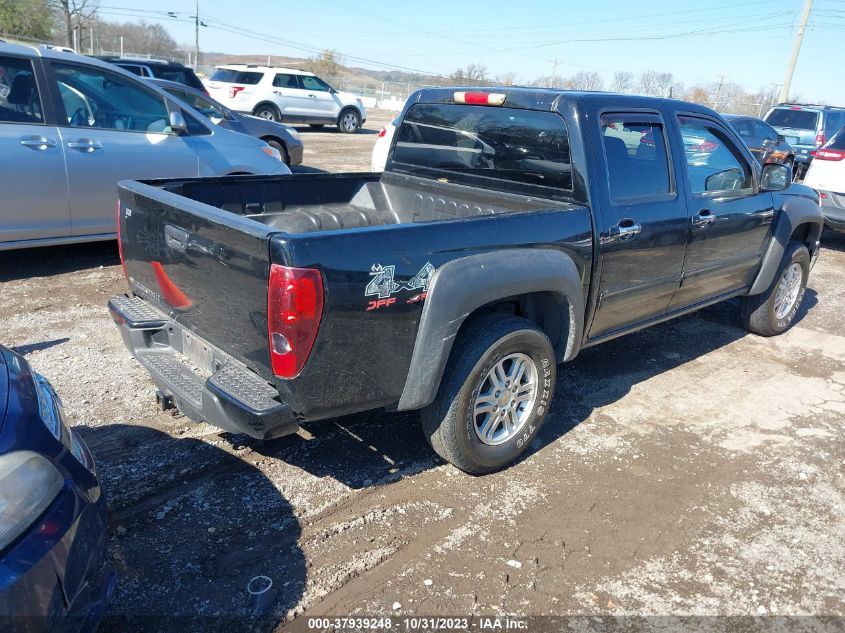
215, 64, 314, 76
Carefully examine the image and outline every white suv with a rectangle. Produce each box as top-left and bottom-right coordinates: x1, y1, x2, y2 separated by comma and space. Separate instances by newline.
205, 65, 367, 133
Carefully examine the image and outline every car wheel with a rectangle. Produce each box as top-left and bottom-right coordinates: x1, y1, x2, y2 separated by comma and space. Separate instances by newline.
263, 138, 289, 165
253, 104, 281, 122
338, 109, 361, 134
740, 241, 809, 336
420, 315, 556, 475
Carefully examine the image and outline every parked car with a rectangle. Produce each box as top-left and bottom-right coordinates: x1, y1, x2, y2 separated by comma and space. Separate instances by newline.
764, 103, 845, 179
109, 88, 822, 475
0, 42, 289, 251
371, 117, 398, 171
804, 126, 845, 232
96, 55, 207, 94
722, 114, 795, 169
0, 345, 114, 626
148, 78, 303, 166
204, 65, 367, 133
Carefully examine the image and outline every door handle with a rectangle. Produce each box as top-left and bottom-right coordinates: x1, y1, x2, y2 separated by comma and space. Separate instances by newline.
20, 135, 57, 150
67, 139, 102, 152
606, 218, 642, 242
693, 209, 717, 227
308, 93, 317, 98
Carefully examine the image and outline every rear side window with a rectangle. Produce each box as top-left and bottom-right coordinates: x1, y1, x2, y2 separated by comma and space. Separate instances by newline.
730, 119, 754, 139
273, 74, 299, 88
118, 64, 146, 77
601, 114, 671, 201
765, 108, 819, 131
392, 103, 572, 196
0, 56, 43, 124
210, 69, 263, 85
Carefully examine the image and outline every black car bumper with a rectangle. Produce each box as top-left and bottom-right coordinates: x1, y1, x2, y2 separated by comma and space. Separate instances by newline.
108, 295, 300, 440
819, 190, 845, 232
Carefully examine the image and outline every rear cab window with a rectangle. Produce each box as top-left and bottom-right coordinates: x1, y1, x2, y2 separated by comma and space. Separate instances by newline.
0, 56, 43, 124
210, 69, 263, 85
390, 103, 572, 199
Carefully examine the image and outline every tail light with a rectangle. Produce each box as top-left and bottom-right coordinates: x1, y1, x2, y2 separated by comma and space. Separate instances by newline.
815, 132, 826, 147
267, 264, 324, 378
229, 86, 245, 99
377, 127, 387, 138
116, 201, 127, 280
814, 148, 845, 161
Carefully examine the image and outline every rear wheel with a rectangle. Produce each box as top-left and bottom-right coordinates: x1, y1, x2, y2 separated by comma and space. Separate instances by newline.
421, 315, 556, 474
338, 108, 361, 134
253, 104, 280, 122
740, 241, 809, 336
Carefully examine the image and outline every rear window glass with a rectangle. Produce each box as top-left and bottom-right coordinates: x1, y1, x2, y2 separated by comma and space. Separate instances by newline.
391, 103, 572, 195
765, 108, 819, 130
210, 69, 262, 85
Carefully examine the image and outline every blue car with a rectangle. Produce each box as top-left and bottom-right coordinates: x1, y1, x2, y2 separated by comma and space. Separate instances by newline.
0, 345, 114, 631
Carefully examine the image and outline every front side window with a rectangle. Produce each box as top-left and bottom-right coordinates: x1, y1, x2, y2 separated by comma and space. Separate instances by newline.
392, 103, 571, 196
601, 114, 671, 201
300, 76, 331, 92
53, 63, 170, 133
273, 74, 299, 89
0, 56, 43, 124
678, 116, 753, 195
754, 121, 778, 141
167, 87, 224, 120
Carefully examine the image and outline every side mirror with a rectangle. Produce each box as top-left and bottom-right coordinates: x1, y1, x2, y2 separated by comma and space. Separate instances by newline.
776, 134, 786, 142
169, 110, 188, 135
761, 162, 790, 192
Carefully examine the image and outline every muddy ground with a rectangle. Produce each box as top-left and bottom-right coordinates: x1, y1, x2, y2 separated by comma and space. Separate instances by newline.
1, 110, 843, 631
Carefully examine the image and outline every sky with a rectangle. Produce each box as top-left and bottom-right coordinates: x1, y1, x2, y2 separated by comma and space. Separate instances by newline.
94, 0, 845, 104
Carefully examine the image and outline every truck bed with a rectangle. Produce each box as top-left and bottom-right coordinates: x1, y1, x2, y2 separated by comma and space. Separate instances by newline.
158, 171, 564, 234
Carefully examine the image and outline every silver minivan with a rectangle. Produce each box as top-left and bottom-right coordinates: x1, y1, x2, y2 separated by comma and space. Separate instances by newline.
0, 43, 290, 250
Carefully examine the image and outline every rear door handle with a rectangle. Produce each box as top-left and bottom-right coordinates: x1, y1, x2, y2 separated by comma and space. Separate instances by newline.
67, 138, 102, 152
693, 209, 716, 227
20, 135, 57, 150
606, 218, 641, 242
164, 224, 189, 252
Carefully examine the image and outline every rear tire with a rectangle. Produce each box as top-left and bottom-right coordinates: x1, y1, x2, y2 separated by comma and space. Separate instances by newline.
740, 241, 809, 336
337, 108, 361, 134
253, 104, 281, 122
421, 315, 556, 475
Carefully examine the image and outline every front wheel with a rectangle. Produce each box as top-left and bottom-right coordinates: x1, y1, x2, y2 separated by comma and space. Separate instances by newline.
337, 109, 361, 134
263, 138, 289, 165
740, 241, 809, 336
421, 315, 556, 474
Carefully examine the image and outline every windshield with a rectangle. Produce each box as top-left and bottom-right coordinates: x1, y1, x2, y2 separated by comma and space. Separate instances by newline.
391, 103, 572, 196
210, 69, 262, 84
765, 108, 819, 131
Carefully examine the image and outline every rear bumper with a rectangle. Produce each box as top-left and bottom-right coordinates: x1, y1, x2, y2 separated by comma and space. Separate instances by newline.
108, 295, 300, 440
818, 190, 845, 231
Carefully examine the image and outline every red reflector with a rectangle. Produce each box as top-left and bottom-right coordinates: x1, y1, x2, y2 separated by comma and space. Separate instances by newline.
453, 91, 506, 106
267, 264, 324, 378
116, 201, 127, 280
814, 148, 845, 161
377, 127, 387, 138
819, 192, 828, 199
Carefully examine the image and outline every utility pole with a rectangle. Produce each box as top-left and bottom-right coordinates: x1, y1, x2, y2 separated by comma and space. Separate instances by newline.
120, 35, 124, 57
89, 27, 94, 55
778, 0, 813, 103
194, 0, 200, 70
551, 58, 558, 78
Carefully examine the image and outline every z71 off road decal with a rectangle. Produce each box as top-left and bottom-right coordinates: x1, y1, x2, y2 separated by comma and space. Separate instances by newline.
366, 262, 435, 311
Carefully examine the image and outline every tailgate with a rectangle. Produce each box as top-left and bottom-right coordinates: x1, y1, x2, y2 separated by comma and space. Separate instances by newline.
118, 180, 276, 381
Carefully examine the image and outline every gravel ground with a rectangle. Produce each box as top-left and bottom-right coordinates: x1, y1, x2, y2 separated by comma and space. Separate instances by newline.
1, 110, 843, 631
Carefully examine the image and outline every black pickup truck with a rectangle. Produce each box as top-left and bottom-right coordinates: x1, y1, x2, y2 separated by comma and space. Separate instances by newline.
109, 88, 823, 474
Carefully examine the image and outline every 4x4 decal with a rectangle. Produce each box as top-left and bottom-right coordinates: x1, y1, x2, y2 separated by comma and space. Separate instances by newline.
366, 262, 435, 310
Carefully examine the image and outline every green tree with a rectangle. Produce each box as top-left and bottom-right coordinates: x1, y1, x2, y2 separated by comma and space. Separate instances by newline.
0, 0, 54, 41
